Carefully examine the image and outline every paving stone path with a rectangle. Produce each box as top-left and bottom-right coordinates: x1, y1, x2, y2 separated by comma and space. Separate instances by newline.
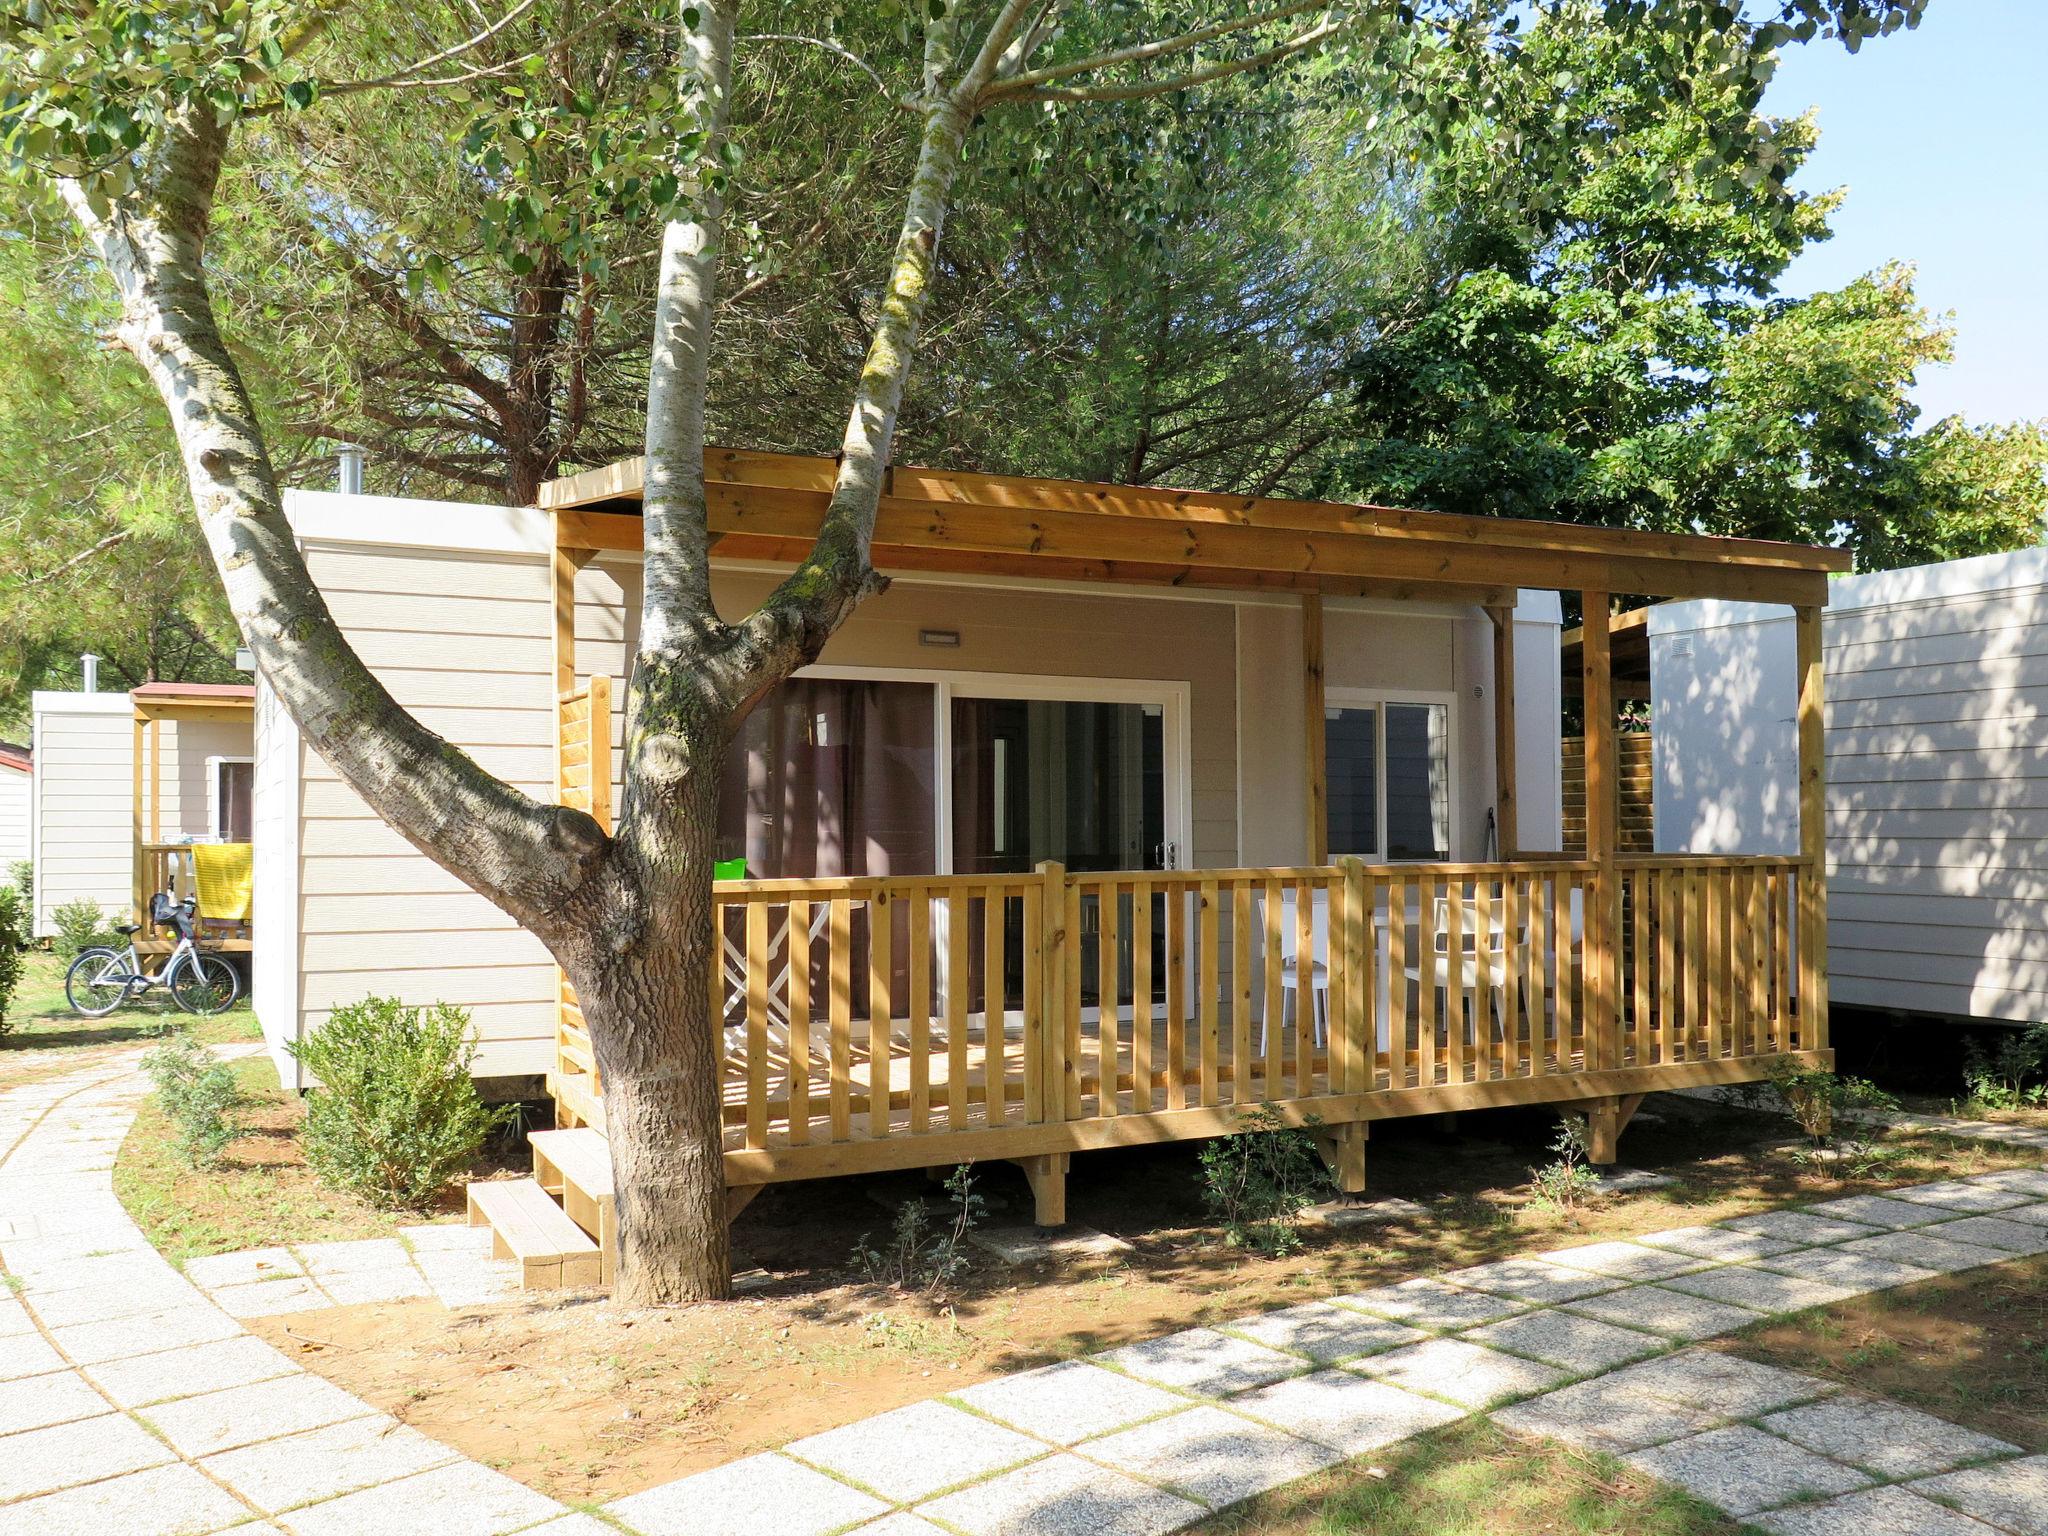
2, 1052, 2045, 1536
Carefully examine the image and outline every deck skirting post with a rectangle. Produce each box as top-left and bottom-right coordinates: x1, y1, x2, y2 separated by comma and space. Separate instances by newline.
1019, 1153, 1068, 1228
1313, 1121, 1368, 1195
1794, 606, 1829, 1056
1580, 592, 1618, 1073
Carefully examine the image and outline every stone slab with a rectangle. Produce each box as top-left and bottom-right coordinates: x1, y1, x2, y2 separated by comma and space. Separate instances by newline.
1602, 1350, 1834, 1417
48, 1303, 243, 1365
1807, 1194, 1951, 1230
1889, 1181, 2032, 1214
279, 1459, 565, 1536
0, 1411, 175, 1502
1493, 1375, 1719, 1453
1079, 1403, 1343, 1508
1533, 1240, 1710, 1282
84, 1335, 299, 1409
1439, 1257, 1625, 1304
0, 1368, 113, 1435
184, 1247, 304, 1289
1751, 1246, 1937, 1293
142, 1373, 373, 1458
786, 1400, 1045, 1503
201, 1413, 460, 1513
1627, 1424, 1870, 1516
313, 1265, 434, 1306
293, 1238, 413, 1276
1355, 1337, 1567, 1408
1658, 1264, 1858, 1315
1561, 1284, 1764, 1342
1228, 1369, 1464, 1456
606, 1452, 888, 1536
917, 1451, 1203, 1536
1590, 1167, 1678, 1192
1098, 1328, 1303, 1397
1724, 1211, 1879, 1246
1755, 1484, 2006, 1536
1224, 1301, 1428, 1364
0, 1331, 65, 1382
1465, 1308, 1668, 1372
1633, 1225, 1804, 1263
1834, 1231, 2009, 1275
210, 1277, 329, 1319
1912, 1454, 2048, 1536
1301, 1196, 1429, 1229
1760, 1396, 2022, 1480
0, 1461, 252, 1536
969, 1227, 1134, 1266
1335, 1277, 1533, 1331
1921, 1214, 2048, 1254
1971, 1167, 2048, 1198
952, 1360, 1188, 1445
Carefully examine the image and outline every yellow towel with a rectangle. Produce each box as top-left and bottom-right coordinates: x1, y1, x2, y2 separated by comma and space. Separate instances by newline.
193, 843, 254, 922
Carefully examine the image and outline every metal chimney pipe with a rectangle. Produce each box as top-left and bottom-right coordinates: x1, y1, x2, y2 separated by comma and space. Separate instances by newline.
334, 444, 365, 495
80, 653, 99, 693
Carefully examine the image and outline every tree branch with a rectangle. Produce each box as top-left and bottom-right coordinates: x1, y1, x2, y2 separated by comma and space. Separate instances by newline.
983, 0, 1331, 98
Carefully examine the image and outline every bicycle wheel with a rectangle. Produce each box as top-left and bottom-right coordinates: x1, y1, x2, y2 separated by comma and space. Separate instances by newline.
170, 953, 241, 1015
66, 948, 135, 1017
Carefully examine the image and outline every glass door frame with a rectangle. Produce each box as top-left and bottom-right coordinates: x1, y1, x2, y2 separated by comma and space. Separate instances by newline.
792, 664, 1195, 878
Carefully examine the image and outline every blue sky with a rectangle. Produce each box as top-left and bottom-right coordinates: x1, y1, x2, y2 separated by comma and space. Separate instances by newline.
1764, 1, 2048, 427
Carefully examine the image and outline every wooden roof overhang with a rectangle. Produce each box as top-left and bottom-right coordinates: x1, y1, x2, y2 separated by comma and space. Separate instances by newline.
538, 448, 1850, 608
130, 681, 256, 726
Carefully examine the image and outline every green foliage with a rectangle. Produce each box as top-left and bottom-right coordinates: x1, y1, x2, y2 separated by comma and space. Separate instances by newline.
0, 884, 24, 1039
1197, 1106, 1330, 1256
288, 996, 505, 1210
853, 1164, 983, 1296
1526, 1116, 1604, 1214
50, 898, 118, 959
1764, 1062, 1898, 1146
7, 862, 29, 900
142, 1036, 244, 1169
1960, 1027, 2048, 1113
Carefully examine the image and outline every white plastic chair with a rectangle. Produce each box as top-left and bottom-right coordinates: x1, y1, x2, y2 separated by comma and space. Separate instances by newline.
1251, 887, 1329, 1054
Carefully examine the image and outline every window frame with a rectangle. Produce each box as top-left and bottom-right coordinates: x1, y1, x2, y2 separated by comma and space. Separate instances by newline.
206, 755, 256, 842
1323, 686, 1459, 863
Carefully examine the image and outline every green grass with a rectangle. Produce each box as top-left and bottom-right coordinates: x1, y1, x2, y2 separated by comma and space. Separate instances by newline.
3, 947, 260, 1061
113, 1054, 424, 1266
1187, 1421, 1748, 1536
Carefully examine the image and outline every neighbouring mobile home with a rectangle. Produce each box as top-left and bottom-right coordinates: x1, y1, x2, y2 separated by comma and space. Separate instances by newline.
1648, 545, 2048, 1029
0, 742, 29, 873
31, 684, 255, 942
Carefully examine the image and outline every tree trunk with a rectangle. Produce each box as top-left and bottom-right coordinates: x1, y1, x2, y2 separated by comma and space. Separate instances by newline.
573, 720, 732, 1303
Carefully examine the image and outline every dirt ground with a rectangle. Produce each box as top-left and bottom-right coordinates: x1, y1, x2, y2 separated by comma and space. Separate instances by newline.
242, 1100, 2043, 1506
1727, 1253, 2048, 1454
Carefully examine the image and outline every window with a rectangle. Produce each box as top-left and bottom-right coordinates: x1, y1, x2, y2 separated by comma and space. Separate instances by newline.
1323, 696, 1450, 861
209, 757, 254, 842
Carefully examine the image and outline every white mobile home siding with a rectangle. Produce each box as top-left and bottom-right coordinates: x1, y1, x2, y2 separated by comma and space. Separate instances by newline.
0, 762, 29, 871
30, 692, 132, 936
1650, 547, 2048, 1026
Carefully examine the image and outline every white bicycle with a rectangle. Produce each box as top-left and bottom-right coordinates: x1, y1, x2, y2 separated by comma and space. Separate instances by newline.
65, 893, 240, 1018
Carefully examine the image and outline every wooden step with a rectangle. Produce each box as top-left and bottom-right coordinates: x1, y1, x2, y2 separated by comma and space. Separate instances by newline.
528, 1128, 616, 1285
466, 1178, 601, 1289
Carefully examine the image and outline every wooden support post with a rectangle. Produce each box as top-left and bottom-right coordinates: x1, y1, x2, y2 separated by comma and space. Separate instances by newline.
1019, 1152, 1068, 1228
1303, 593, 1328, 864
1488, 605, 1518, 857
586, 672, 613, 832
1580, 593, 1617, 1071
1035, 862, 1068, 1124
1314, 1121, 1368, 1195
1795, 604, 1830, 1054
1583, 1096, 1621, 1165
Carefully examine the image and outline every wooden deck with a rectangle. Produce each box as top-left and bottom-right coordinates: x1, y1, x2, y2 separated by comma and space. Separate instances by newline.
548, 848, 1827, 1216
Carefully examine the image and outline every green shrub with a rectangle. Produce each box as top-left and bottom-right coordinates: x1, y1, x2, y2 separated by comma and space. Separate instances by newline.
1526, 1116, 1603, 1214
853, 1164, 983, 1296
142, 1036, 243, 1167
0, 885, 23, 1039
50, 898, 118, 957
1197, 1105, 1329, 1255
1960, 1027, 2048, 1113
289, 996, 506, 1209
6, 860, 28, 901
1765, 1062, 1898, 1146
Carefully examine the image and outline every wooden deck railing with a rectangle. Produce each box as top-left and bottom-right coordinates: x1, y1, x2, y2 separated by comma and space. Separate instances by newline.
550, 853, 1825, 1174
